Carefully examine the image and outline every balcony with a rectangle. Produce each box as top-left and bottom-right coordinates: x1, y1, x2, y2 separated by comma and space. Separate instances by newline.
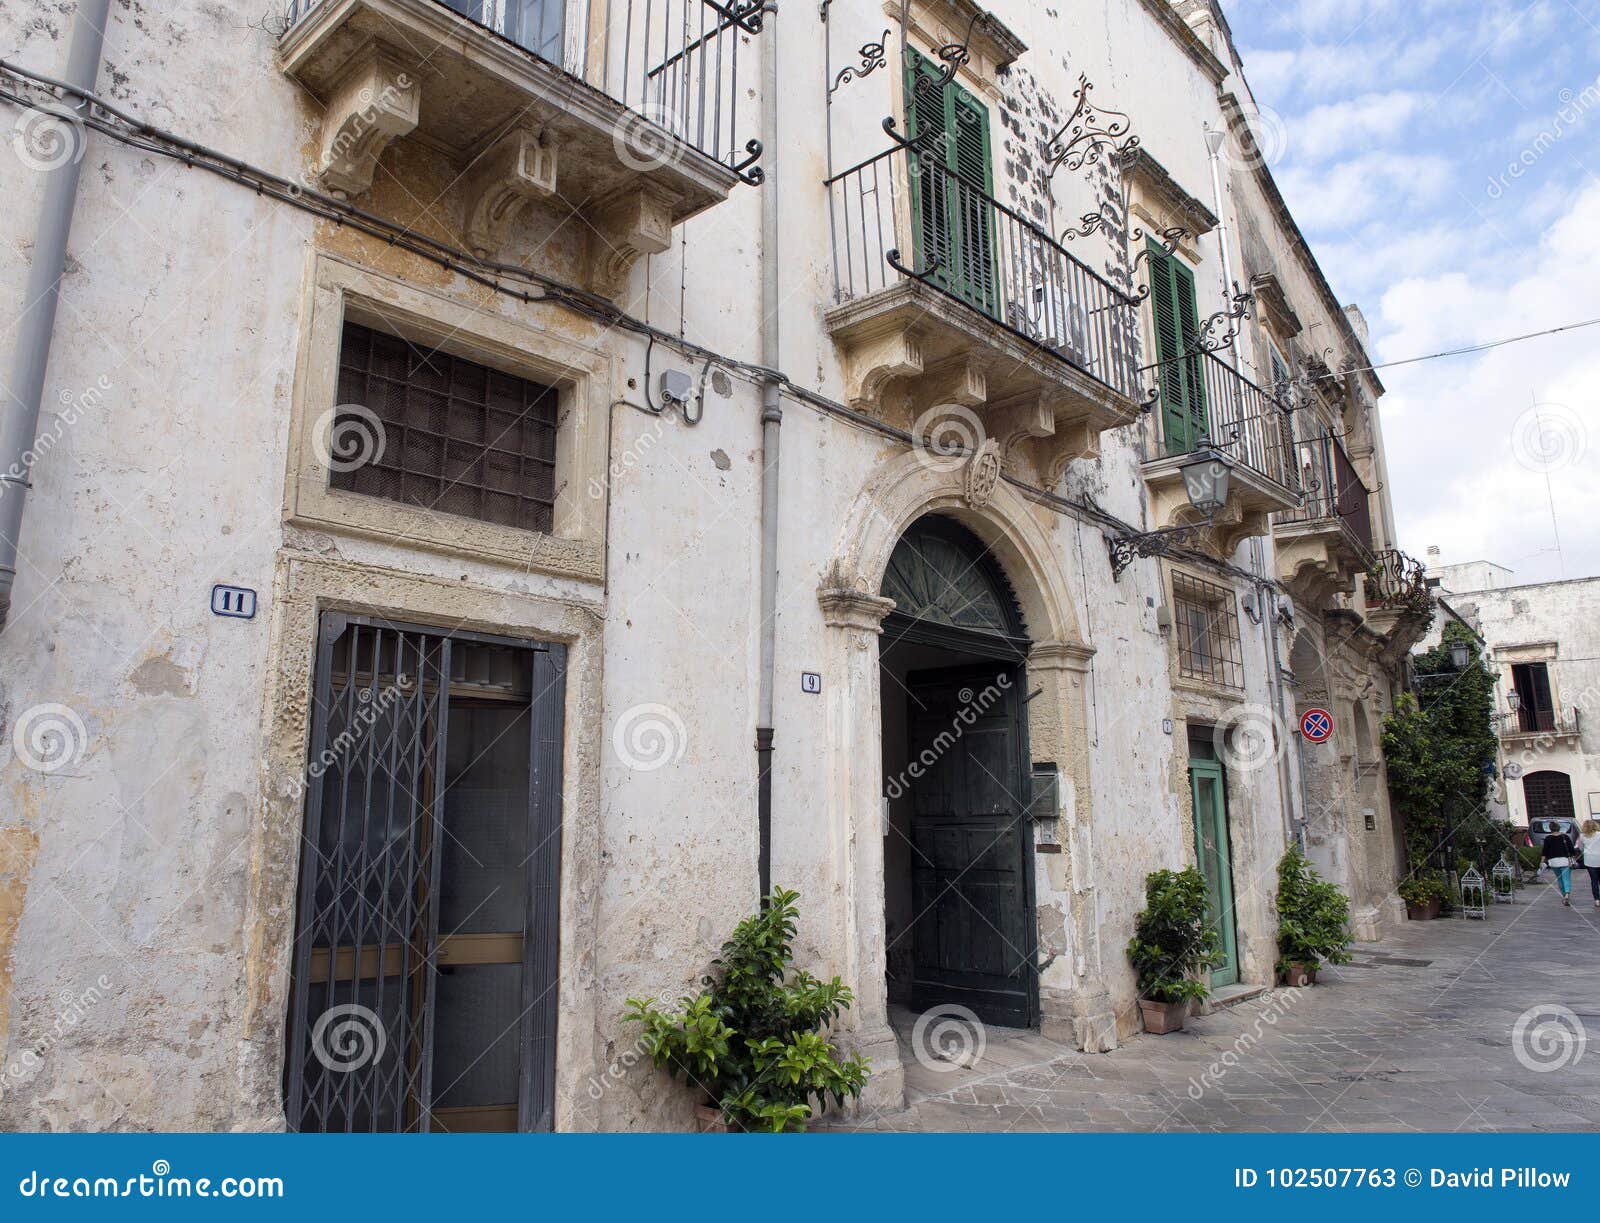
1141, 349, 1300, 554
1363, 548, 1434, 655
823, 140, 1143, 479
1273, 430, 1374, 603
279, 0, 760, 295
1501, 706, 1582, 743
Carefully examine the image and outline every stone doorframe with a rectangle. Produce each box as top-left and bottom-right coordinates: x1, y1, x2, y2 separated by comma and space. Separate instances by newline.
815, 452, 1112, 1114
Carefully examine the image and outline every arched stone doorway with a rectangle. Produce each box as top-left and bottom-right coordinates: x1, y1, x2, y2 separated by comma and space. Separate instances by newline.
1523, 770, 1576, 827
815, 451, 1106, 1112
878, 515, 1036, 1027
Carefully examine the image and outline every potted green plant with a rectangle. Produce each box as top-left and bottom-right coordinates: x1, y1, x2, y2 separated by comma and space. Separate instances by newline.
1397, 871, 1449, 919
1275, 847, 1354, 986
1125, 868, 1222, 1034
624, 888, 869, 1132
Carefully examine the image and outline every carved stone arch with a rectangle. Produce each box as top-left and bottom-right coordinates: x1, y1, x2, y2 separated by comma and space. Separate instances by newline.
814, 451, 1112, 1116
821, 450, 1089, 653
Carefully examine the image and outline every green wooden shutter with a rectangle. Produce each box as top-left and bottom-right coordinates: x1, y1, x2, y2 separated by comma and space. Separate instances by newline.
905, 50, 997, 316
1148, 239, 1208, 455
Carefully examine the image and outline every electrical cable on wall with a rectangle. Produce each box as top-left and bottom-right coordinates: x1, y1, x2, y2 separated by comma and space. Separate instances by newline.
0, 59, 1290, 594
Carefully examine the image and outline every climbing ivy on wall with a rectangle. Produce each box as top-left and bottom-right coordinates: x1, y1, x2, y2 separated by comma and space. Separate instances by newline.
1381, 621, 1498, 874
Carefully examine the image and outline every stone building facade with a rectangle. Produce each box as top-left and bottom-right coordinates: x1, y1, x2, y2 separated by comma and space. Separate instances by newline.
0, 0, 1431, 1129
1420, 557, 1600, 836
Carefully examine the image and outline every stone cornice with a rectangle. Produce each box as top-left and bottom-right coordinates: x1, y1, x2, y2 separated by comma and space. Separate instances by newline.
1131, 0, 1229, 85
1124, 147, 1218, 240
818, 586, 897, 632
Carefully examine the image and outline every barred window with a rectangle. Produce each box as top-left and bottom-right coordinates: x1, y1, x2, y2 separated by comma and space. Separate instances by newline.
331, 321, 559, 533
1172, 571, 1243, 689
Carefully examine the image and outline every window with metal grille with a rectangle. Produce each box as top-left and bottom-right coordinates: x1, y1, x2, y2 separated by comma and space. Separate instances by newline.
1172, 571, 1244, 689
331, 321, 559, 533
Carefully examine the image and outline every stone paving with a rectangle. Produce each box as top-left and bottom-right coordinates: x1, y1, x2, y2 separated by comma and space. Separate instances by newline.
831, 879, 1600, 1132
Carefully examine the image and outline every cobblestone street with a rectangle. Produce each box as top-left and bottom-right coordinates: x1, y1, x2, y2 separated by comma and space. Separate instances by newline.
837, 880, 1600, 1132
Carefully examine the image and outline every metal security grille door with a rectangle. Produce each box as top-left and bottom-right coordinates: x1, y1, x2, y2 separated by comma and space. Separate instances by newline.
1523, 771, 1576, 826
285, 614, 565, 1133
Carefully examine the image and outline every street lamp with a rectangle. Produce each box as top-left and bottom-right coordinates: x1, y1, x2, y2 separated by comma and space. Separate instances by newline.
1449, 641, 1470, 670
1107, 446, 1232, 579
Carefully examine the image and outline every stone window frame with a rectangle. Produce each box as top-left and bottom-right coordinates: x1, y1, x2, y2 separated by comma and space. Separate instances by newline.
284, 254, 614, 583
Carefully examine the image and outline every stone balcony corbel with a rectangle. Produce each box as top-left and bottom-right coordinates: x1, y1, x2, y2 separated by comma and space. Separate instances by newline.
464, 129, 560, 257
825, 279, 1135, 483
313, 42, 421, 199
585, 185, 677, 300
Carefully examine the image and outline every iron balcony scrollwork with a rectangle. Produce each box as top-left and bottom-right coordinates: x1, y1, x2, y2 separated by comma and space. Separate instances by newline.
1044, 74, 1139, 183
1105, 519, 1213, 580
830, 29, 892, 95
913, 9, 987, 98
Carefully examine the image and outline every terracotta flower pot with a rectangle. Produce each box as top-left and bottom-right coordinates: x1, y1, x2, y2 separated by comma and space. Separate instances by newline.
1138, 997, 1187, 1034
1282, 961, 1318, 988
693, 1103, 728, 1133
1405, 897, 1442, 921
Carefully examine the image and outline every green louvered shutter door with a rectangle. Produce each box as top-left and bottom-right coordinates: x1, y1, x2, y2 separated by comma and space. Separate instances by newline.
950, 89, 997, 315
906, 53, 952, 287
905, 51, 997, 316
1149, 240, 1209, 455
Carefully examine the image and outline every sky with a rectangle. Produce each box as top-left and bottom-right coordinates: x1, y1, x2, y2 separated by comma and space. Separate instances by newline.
1221, 0, 1600, 585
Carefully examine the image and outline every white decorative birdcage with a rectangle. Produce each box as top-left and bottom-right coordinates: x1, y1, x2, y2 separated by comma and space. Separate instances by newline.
1491, 856, 1516, 903
1459, 866, 1487, 919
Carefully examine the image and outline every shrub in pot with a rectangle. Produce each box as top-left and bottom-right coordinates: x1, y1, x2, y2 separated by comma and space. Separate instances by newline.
1126, 868, 1222, 1034
1275, 847, 1353, 986
1397, 872, 1449, 919
624, 888, 869, 1132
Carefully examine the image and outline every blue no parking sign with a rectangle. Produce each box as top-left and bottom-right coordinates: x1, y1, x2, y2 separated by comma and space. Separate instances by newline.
1300, 707, 1333, 743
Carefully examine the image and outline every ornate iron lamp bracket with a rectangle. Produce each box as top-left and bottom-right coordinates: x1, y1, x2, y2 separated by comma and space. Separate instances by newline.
1105, 520, 1211, 581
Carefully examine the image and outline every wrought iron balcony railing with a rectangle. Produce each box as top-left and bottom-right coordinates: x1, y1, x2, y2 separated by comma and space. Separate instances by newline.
1501, 706, 1582, 739
1155, 349, 1299, 494
1277, 429, 1373, 555
281, 0, 763, 176
824, 140, 1145, 402
1365, 548, 1431, 614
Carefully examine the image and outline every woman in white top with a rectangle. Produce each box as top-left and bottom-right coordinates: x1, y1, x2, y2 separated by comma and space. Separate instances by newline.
1582, 819, 1600, 909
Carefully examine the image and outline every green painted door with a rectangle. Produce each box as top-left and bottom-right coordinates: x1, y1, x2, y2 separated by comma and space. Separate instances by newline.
1189, 758, 1239, 988
905, 51, 998, 316
1148, 240, 1208, 455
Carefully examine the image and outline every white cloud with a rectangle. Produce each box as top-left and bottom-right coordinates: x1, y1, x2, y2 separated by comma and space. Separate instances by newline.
1275, 151, 1454, 230
1377, 182, 1600, 582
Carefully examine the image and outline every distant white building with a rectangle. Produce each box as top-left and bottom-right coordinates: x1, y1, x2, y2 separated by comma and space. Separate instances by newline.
1421, 552, 1600, 833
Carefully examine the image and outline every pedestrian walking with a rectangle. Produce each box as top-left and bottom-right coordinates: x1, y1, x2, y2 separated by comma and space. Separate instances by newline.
1542, 824, 1578, 906
1581, 819, 1600, 909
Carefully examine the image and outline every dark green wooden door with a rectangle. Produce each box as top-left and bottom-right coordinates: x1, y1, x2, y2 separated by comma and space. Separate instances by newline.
906, 51, 998, 316
905, 663, 1036, 1027
1148, 240, 1208, 455
1189, 758, 1239, 988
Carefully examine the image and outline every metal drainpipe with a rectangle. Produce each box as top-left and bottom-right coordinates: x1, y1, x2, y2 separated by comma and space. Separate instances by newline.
755, 1, 781, 904
1206, 125, 1300, 846
0, 0, 112, 631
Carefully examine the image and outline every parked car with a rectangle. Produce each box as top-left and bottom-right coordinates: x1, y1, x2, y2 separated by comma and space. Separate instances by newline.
1522, 816, 1581, 851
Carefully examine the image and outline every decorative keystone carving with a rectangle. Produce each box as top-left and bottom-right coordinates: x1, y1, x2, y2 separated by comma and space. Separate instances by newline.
963, 438, 1002, 507
315, 44, 420, 199
464, 129, 559, 256
587, 186, 677, 300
